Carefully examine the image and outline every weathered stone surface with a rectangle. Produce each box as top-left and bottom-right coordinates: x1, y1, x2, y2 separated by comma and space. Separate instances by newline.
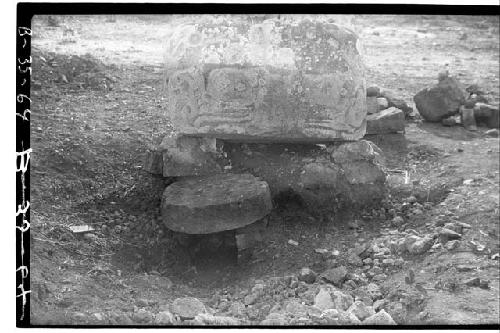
474, 103, 499, 128
144, 135, 226, 176
224, 141, 386, 211
163, 136, 224, 177
413, 76, 468, 122
366, 107, 405, 134
164, 16, 366, 142
161, 173, 272, 234
170, 297, 207, 320
224, 140, 386, 211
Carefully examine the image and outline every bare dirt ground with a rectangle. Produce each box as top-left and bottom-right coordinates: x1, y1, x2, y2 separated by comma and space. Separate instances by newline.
29, 15, 499, 326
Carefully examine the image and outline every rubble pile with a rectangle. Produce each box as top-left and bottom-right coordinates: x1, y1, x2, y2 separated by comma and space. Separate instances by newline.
413, 71, 499, 130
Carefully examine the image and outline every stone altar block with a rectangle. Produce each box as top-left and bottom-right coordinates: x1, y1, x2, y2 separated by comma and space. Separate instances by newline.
164, 15, 366, 142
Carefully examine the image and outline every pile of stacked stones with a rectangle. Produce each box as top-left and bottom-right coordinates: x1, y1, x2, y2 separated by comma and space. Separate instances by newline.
365, 85, 411, 134
145, 15, 392, 258
414, 70, 499, 135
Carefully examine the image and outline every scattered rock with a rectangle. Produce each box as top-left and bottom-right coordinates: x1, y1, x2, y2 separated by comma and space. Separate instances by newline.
314, 288, 335, 311
331, 288, 354, 311
170, 297, 207, 320
228, 301, 245, 317
284, 300, 309, 318
485, 128, 499, 137
244, 293, 258, 306
391, 216, 405, 227
363, 309, 397, 325
194, 313, 240, 325
439, 228, 462, 243
347, 253, 364, 267
136, 298, 150, 308
406, 235, 434, 255
298, 267, 317, 284
364, 283, 383, 301
445, 240, 460, 251
413, 75, 467, 122
377, 97, 389, 110
347, 300, 376, 321
380, 89, 413, 118
372, 299, 387, 312
260, 313, 287, 325
464, 277, 480, 287
441, 116, 458, 127
366, 107, 405, 134
154, 311, 176, 325
321, 266, 348, 286
479, 280, 490, 289
132, 308, 154, 324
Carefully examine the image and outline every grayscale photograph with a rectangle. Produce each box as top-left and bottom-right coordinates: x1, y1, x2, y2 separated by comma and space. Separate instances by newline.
26, 11, 499, 326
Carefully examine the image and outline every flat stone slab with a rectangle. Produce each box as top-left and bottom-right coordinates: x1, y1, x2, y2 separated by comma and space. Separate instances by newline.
164, 15, 366, 142
366, 107, 405, 134
161, 173, 272, 234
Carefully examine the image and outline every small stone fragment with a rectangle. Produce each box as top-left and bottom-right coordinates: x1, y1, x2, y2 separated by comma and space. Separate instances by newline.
321, 266, 348, 286
132, 308, 154, 324
445, 240, 460, 251
331, 288, 354, 311
442, 116, 457, 127
171, 297, 206, 320
406, 236, 434, 255
391, 216, 404, 227
347, 300, 376, 321
464, 277, 480, 287
363, 309, 397, 325
314, 288, 335, 311
380, 89, 413, 118
194, 313, 240, 325
439, 228, 462, 243
377, 97, 389, 110
154, 311, 176, 325
298, 267, 317, 284
485, 129, 499, 137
